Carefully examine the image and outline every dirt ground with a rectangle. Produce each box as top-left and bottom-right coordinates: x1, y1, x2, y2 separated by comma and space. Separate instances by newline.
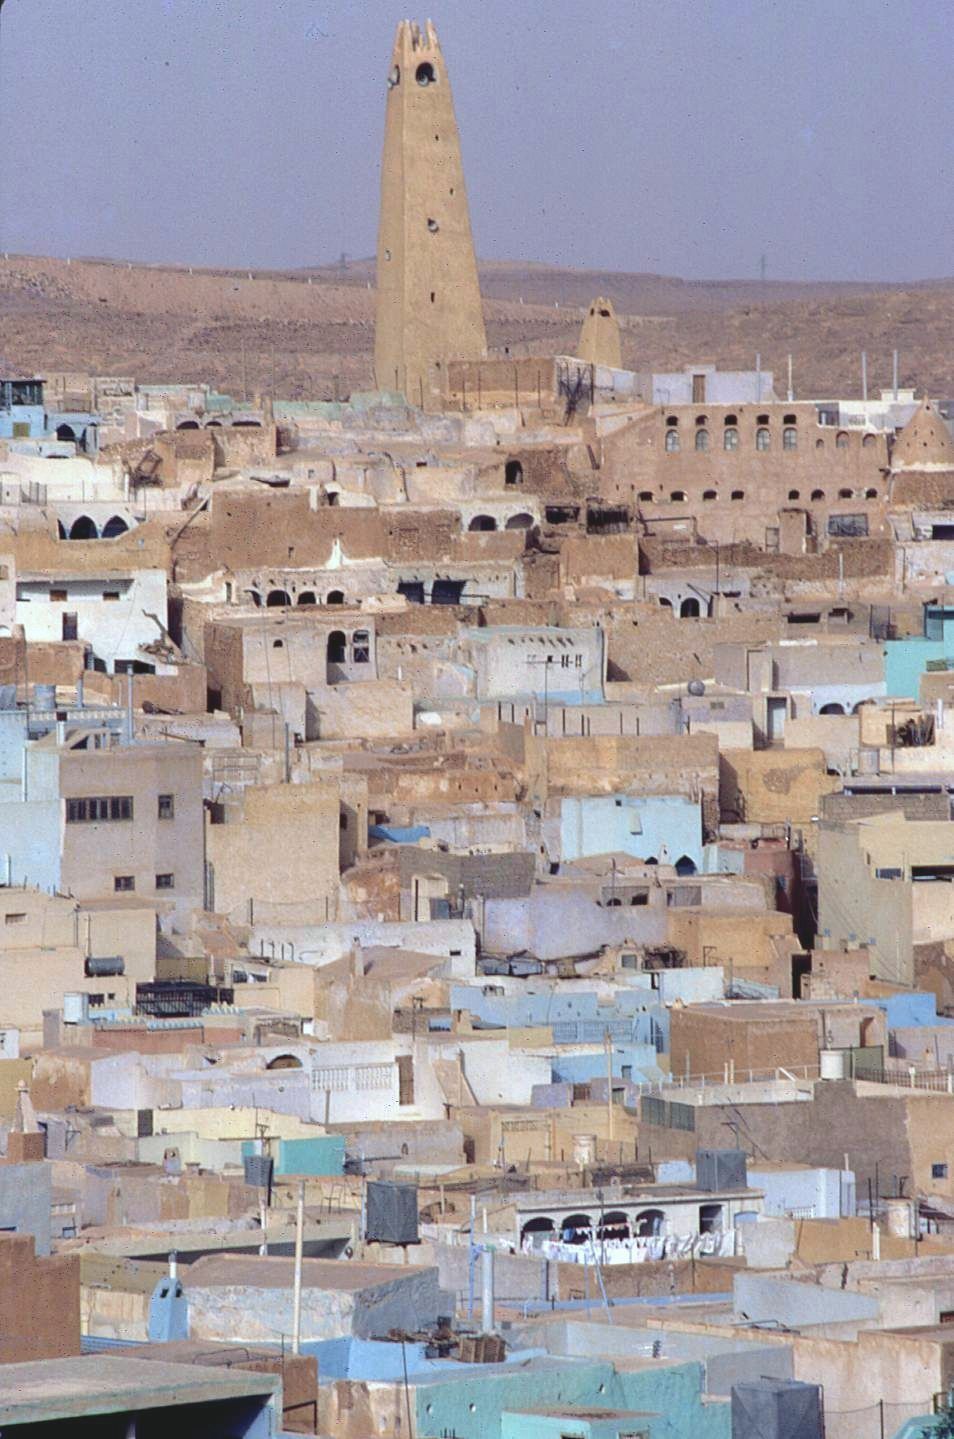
0, 252, 951, 403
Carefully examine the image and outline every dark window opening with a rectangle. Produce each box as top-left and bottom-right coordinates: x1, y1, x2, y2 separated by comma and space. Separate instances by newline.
505, 459, 523, 486
432, 578, 466, 606
416, 61, 436, 84
398, 581, 425, 604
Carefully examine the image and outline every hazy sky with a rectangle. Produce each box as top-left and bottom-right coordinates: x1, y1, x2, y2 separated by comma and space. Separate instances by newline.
0, 0, 950, 281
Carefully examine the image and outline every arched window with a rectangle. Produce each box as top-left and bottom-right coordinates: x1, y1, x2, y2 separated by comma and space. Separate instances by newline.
680, 597, 700, 617
864, 488, 878, 500
862, 433, 877, 449
68, 516, 98, 540
723, 426, 739, 451
724, 414, 738, 425
638, 491, 654, 503
702, 489, 717, 501
468, 515, 496, 531
176, 419, 200, 430
664, 429, 680, 453
101, 515, 129, 539
788, 489, 800, 501
816, 438, 825, 449
675, 854, 697, 875
811, 489, 825, 501
670, 490, 687, 503
835, 431, 849, 449
326, 590, 345, 605
505, 459, 523, 485
416, 61, 436, 84
297, 591, 317, 606
266, 589, 290, 607
696, 414, 708, 427
782, 426, 797, 450
695, 428, 709, 452
819, 702, 845, 715
731, 489, 745, 501
838, 488, 853, 499
756, 427, 770, 451
505, 512, 533, 530
327, 631, 347, 664
56, 423, 76, 443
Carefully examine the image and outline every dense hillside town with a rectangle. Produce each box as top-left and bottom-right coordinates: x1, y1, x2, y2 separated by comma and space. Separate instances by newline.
0, 15, 953, 1439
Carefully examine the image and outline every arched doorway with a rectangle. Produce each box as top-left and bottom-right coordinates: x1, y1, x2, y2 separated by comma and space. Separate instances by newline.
327, 630, 347, 682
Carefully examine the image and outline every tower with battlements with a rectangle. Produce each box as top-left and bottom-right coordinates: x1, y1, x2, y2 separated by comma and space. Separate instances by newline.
373, 20, 487, 408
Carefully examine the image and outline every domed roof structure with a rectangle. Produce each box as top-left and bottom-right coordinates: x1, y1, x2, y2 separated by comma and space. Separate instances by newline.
890, 399, 954, 471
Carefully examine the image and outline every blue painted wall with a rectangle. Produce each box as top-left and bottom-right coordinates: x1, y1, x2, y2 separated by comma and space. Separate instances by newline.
560, 795, 702, 870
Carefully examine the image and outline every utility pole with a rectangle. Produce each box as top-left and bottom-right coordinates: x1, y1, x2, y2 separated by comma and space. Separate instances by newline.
604, 1029, 615, 1144
291, 1180, 305, 1354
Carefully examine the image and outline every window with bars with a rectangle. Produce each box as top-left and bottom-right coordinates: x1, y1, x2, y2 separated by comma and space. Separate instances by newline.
66, 796, 133, 823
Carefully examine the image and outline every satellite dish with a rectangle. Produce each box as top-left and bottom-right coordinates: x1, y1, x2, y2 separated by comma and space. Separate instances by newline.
687, 679, 706, 697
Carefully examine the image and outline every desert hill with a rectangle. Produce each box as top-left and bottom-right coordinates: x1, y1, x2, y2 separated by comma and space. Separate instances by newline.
0, 252, 951, 404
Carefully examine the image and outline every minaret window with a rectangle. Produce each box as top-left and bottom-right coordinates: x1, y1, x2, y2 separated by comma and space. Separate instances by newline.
416, 62, 436, 84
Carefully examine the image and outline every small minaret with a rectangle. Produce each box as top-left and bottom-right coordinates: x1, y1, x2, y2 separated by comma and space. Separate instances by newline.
373, 20, 487, 408
577, 296, 622, 370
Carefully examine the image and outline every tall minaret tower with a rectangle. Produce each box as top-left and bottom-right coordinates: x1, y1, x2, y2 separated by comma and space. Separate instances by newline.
373, 20, 487, 408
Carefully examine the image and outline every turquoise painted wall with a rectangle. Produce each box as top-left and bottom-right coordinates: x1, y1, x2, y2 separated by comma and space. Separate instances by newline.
415, 1358, 730, 1439
276, 1135, 345, 1176
883, 639, 954, 698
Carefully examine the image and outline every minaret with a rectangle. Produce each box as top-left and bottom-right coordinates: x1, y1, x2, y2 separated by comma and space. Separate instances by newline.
577, 297, 622, 369
373, 20, 487, 408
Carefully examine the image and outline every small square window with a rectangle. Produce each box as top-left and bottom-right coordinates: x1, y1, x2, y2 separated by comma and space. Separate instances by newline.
158, 794, 174, 820
155, 873, 175, 890
933, 1163, 948, 1179
114, 875, 135, 892
4, 913, 26, 925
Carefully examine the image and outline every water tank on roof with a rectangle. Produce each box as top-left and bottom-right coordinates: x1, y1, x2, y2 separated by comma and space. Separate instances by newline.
820, 1048, 848, 1080
84, 956, 125, 978
696, 1148, 747, 1191
731, 1379, 823, 1439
